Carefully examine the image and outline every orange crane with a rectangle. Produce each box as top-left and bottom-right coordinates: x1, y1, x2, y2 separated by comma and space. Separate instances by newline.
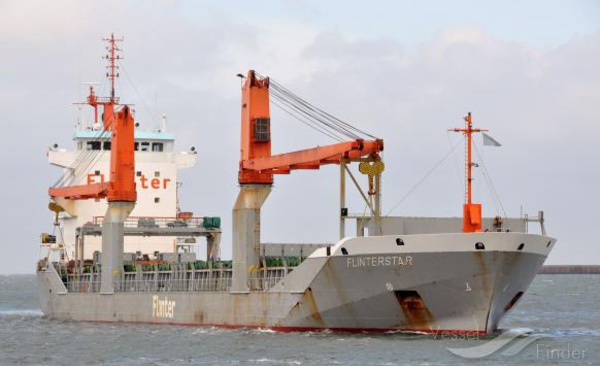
238, 70, 384, 184
232, 70, 384, 292
49, 34, 136, 204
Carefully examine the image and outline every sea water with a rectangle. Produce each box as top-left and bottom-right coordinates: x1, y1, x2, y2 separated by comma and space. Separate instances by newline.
1, 274, 598, 365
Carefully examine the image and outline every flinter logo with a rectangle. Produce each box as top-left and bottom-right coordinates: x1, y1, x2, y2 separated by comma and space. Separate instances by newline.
152, 295, 176, 319
87, 173, 171, 190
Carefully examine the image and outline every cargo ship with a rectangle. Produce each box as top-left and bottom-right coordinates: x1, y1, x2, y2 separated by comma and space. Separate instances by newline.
37, 35, 556, 334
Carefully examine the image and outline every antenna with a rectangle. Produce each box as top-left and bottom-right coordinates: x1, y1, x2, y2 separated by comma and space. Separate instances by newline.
161, 113, 167, 133
83, 35, 126, 130
176, 181, 183, 214
102, 33, 124, 102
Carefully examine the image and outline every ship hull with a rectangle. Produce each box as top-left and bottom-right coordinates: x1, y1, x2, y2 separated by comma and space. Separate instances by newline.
37, 232, 554, 334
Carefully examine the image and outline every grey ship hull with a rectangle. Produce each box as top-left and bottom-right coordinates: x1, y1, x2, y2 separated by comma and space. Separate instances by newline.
37, 232, 554, 333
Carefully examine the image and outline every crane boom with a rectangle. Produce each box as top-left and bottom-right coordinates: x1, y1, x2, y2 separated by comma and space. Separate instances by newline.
48, 182, 109, 200
243, 139, 383, 173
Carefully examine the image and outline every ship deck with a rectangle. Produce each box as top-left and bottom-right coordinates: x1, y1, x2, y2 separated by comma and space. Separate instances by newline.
78, 216, 221, 237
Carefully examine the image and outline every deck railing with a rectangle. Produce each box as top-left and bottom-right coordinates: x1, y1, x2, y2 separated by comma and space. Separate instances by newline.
63, 267, 290, 293
91, 216, 212, 229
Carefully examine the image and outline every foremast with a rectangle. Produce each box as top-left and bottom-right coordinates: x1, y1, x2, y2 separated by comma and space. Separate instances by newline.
449, 112, 487, 233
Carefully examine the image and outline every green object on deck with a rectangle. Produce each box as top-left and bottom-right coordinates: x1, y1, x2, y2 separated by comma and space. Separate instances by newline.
203, 217, 221, 229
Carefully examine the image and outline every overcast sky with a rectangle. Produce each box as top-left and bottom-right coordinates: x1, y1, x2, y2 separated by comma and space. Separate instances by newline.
1, 0, 598, 274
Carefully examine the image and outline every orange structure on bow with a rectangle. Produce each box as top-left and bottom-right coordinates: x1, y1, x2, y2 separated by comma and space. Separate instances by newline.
49, 34, 136, 204
449, 112, 487, 233
238, 70, 384, 185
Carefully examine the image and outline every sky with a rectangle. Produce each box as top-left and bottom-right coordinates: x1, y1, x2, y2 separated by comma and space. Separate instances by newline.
0, 0, 599, 274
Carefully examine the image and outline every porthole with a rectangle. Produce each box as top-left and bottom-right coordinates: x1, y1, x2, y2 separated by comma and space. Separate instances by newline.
396, 238, 404, 246
517, 243, 525, 251
475, 242, 485, 250
341, 247, 348, 255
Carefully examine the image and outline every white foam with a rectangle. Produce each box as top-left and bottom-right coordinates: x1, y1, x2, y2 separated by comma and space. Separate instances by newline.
254, 327, 277, 334
0, 309, 43, 317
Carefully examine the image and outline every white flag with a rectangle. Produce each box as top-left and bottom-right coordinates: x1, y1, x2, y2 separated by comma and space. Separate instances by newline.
482, 132, 501, 147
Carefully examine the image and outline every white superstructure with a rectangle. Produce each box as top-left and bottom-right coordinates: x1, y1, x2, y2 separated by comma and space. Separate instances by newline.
48, 128, 196, 258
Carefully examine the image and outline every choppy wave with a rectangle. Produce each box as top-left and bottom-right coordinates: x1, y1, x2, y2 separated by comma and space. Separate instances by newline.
0, 309, 43, 317
246, 358, 308, 365
536, 328, 600, 337
0, 274, 598, 366
487, 326, 600, 340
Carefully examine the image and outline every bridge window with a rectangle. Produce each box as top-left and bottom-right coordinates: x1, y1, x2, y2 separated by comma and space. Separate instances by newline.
86, 141, 101, 150
152, 143, 164, 152
140, 142, 150, 152
103, 141, 111, 150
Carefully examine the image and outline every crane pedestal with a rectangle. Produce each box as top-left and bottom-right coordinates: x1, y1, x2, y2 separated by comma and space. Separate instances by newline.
231, 184, 271, 293
100, 201, 135, 294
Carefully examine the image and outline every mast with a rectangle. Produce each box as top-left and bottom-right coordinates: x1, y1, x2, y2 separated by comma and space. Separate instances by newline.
449, 112, 487, 233
87, 33, 123, 130
104, 33, 122, 102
